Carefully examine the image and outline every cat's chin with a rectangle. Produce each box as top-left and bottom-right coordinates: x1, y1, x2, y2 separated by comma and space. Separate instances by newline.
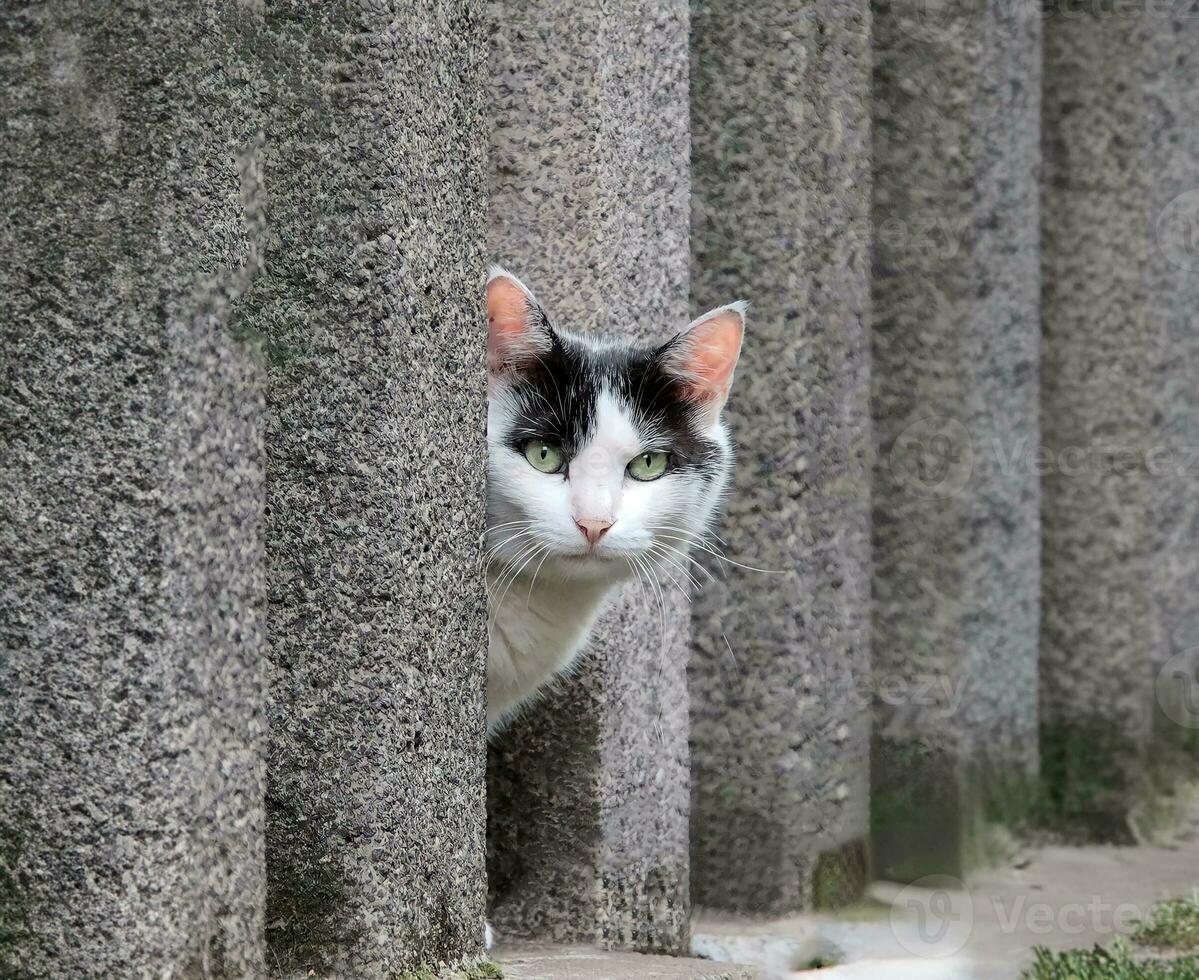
552, 550, 639, 583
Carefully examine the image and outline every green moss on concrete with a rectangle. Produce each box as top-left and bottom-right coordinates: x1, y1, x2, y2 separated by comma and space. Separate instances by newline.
463, 963, 504, 980
871, 738, 966, 881
1037, 720, 1145, 842
872, 738, 1043, 881
812, 838, 870, 909
265, 798, 362, 974
0, 822, 31, 975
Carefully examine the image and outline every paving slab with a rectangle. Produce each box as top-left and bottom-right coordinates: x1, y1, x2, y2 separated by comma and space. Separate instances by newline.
497, 942, 762, 980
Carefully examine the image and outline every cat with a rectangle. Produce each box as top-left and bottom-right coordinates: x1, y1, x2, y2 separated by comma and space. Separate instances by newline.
484, 267, 746, 732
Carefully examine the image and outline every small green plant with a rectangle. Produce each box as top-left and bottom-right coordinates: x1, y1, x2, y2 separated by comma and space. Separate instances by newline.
393, 961, 504, 980
1134, 898, 1199, 951
1021, 940, 1199, 979
463, 962, 504, 980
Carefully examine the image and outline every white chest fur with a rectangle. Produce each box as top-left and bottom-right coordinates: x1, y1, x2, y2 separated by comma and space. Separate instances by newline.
486, 566, 620, 730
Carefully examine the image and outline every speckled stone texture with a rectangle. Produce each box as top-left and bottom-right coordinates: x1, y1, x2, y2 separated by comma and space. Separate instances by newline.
870, 0, 1042, 878
1, 4, 266, 976
1041, 15, 1199, 837
1144, 16, 1199, 776
484, 0, 692, 954
687, 0, 873, 914
242, 3, 491, 976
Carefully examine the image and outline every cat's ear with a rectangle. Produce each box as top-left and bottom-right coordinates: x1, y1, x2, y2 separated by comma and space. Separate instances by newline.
487, 266, 552, 380
661, 302, 746, 425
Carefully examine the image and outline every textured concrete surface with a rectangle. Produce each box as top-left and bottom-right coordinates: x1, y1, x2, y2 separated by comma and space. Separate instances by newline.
0, 4, 266, 976
1041, 16, 1199, 834
687, 0, 873, 915
1141, 16, 1199, 781
870, 0, 1042, 877
484, 0, 693, 954
497, 942, 761, 980
246, 3, 492, 975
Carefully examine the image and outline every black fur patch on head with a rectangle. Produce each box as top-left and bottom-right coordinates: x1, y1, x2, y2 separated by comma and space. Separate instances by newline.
504, 327, 724, 478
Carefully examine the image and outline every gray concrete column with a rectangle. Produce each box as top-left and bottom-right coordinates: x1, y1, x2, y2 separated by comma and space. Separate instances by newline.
687, 0, 873, 914
1, 5, 266, 976
251, 3, 491, 975
870, 0, 1042, 878
1041, 12, 1199, 839
485, 0, 693, 954
1144, 14, 1199, 782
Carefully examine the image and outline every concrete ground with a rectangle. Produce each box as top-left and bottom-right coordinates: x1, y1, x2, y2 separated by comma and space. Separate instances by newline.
694, 800, 1199, 978
495, 942, 761, 980
494, 800, 1199, 979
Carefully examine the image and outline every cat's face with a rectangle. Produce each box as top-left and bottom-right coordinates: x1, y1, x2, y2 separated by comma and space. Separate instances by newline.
485, 268, 745, 585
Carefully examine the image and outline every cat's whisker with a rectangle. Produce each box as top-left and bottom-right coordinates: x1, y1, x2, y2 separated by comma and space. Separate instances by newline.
524, 547, 554, 610
647, 540, 718, 586
490, 539, 542, 597
483, 527, 541, 563
650, 552, 696, 597
649, 547, 703, 594
500, 545, 549, 614
629, 551, 667, 650
652, 532, 785, 576
487, 540, 545, 615
483, 518, 537, 537
648, 523, 729, 549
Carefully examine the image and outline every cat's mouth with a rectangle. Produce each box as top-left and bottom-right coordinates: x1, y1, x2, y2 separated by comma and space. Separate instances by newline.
557, 543, 649, 569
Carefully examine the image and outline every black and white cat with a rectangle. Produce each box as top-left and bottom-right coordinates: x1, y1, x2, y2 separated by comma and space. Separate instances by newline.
484, 268, 746, 730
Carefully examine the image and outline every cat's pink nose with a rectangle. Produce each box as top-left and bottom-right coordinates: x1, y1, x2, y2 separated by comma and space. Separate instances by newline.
575, 518, 613, 546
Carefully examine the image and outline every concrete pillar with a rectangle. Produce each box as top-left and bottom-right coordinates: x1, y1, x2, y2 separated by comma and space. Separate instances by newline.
254, 3, 491, 975
485, 0, 693, 954
0, 5, 266, 976
687, 0, 873, 913
870, 0, 1042, 878
1144, 15, 1199, 778
1041, 13, 1199, 838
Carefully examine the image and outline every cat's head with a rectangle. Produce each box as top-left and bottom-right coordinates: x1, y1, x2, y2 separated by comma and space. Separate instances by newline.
485, 267, 745, 584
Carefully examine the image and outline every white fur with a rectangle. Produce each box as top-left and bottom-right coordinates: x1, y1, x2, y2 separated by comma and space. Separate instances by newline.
486, 382, 733, 731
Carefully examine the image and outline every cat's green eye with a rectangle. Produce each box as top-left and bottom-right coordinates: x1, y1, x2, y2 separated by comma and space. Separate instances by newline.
627, 451, 669, 482
523, 439, 565, 474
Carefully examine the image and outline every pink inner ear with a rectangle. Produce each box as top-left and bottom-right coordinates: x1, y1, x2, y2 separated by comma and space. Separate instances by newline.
680, 310, 743, 402
487, 277, 532, 371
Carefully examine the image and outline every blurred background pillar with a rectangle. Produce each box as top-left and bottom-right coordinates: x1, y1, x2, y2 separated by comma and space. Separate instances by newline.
0, 5, 266, 975
485, 0, 694, 953
870, 0, 1043, 879
247, 3, 491, 975
687, 0, 874, 913
1040, 12, 1199, 839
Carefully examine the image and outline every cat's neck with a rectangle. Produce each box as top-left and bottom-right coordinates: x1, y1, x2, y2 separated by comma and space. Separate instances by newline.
485, 561, 627, 728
